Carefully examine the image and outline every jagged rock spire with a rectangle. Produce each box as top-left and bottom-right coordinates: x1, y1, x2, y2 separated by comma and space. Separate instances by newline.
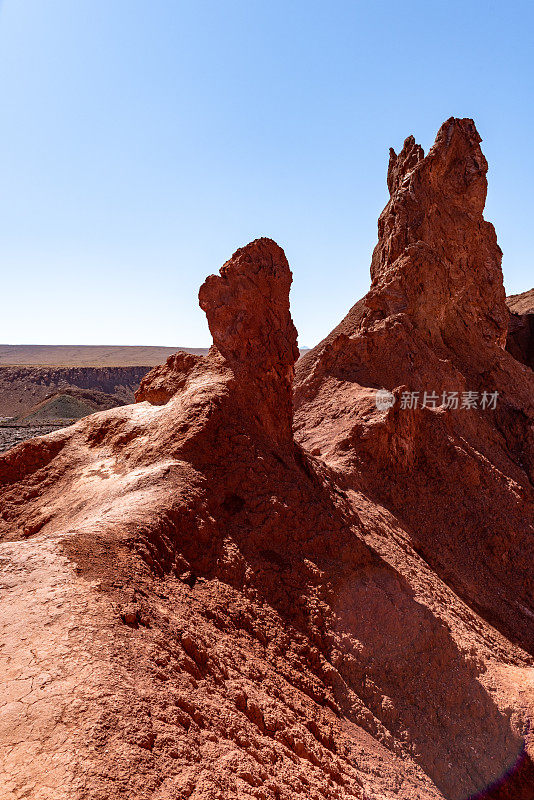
367, 117, 508, 353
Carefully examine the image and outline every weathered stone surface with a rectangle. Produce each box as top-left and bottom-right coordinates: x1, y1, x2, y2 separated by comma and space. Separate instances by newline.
360, 119, 506, 358
506, 289, 534, 370
136, 238, 299, 450
296, 119, 534, 795
508, 288, 534, 316
199, 237, 299, 444
135, 351, 203, 406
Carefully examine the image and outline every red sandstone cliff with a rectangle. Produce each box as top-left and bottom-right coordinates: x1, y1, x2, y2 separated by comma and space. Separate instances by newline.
0, 121, 533, 800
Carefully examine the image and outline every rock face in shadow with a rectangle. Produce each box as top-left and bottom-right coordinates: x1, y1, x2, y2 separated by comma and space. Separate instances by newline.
0, 134, 533, 800
506, 289, 534, 371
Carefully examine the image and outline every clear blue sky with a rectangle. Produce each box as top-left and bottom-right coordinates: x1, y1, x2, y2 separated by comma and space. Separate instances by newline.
0, 0, 532, 347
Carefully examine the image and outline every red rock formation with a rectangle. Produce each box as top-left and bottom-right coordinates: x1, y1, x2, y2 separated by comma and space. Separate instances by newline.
137, 239, 299, 446
368, 120, 509, 357
295, 118, 534, 793
0, 135, 533, 800
135, 351, 203, 406
198, 238, 299, 445
506, 289, 534, 370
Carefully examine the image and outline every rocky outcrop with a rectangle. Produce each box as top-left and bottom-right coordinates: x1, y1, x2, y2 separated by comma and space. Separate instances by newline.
506, 289, 534, 370
368, 120, 508, 356
137, 239, 299, 444
135, 352, 203, 406
508, 289, 534, 316
0, 132, 534, 800
295, 118, 534, 752
199, 238, 299, 445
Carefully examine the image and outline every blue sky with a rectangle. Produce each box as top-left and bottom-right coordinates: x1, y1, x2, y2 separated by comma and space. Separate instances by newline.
0, 0, 532, 347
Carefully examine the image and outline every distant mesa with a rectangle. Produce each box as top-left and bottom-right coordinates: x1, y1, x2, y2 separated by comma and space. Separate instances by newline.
0, 344, 209, 368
